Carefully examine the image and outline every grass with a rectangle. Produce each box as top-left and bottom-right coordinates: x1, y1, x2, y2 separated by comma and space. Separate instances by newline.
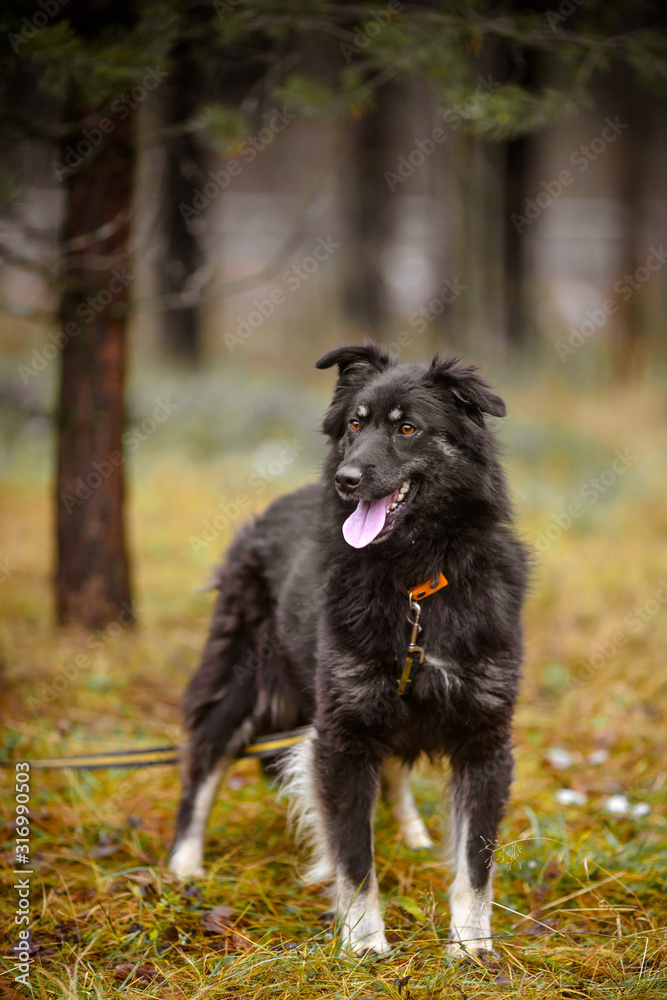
1, 370, 667, 999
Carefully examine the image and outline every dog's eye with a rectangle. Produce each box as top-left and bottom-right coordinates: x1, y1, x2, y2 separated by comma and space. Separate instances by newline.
399, 423, 416, 436
349, 418, 361, 432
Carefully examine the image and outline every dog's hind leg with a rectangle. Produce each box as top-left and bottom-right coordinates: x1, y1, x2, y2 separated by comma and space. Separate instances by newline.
169, 670, 258, 878
169, 531, 276, 878
382, 758, 433, 849
446, 737, 513, 957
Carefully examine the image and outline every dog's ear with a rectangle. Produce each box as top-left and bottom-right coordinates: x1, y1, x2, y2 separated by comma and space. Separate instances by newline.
315, 343, 391, 378
429, 355, 506, 427
316, 343, 393, 437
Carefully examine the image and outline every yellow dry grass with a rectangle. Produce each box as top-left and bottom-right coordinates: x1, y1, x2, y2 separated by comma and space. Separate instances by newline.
1, 375, 666, 999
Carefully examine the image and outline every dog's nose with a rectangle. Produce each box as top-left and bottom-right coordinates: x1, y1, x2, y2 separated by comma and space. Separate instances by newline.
335, 466, 362, 494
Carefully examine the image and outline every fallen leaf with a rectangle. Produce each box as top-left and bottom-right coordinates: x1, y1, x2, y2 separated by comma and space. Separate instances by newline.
212, 929, 253, 953
201, 905, 252, 952
521, 917, 559, 936
88, 843, 123, 858
494, 970, 512, 985
113, 962, 166, 987
201, 904, 236, 932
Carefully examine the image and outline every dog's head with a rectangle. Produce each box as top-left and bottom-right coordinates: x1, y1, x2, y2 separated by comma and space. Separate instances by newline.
316, 343, 508, 548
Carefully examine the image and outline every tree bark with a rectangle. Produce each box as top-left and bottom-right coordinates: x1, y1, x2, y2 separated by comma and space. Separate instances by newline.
55, 109, 134, 629
342, 82, 398, 337
503, 132, 531, 350
156, 57, 205, 362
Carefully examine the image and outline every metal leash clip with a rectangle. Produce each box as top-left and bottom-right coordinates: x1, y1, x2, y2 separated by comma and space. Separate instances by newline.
397, 597, 425, 695
407, 597, 425, 663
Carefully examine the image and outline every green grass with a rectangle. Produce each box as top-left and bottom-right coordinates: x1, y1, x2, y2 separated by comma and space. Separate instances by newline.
1, 374, 667, 999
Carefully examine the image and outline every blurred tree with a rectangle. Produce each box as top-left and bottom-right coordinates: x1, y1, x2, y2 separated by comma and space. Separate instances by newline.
342, 80, 399, 337
1, 1, 178, 627
155, 48, 206, 363
55, 104, 135, 629
1, 0, 666, 630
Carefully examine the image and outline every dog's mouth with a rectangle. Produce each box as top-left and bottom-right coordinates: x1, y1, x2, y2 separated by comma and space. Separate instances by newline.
342, 478, 419, 548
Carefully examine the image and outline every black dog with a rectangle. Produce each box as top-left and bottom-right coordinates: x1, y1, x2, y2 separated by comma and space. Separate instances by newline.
169, 344, 527, 956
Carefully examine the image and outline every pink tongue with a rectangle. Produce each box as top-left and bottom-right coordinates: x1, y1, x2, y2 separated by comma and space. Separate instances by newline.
343, 496, 392, 548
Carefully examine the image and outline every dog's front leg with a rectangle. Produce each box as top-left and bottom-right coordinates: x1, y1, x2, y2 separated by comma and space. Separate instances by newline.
447, 738, 513, 957
313, 734, 390, 956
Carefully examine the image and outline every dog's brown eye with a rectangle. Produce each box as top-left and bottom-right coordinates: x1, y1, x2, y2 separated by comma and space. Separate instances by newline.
399, 423, 416, 435
349, 418, 360, 432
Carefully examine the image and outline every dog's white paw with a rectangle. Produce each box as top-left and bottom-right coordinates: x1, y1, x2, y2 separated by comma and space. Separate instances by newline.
338, 875, 391, 956
344, 924, 392, 956
446, 937, 495, 959
400, 815, 434, 849
168, 841, 204, 879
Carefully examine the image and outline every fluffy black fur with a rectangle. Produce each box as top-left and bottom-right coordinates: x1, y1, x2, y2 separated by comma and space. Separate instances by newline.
170, 343, 528, 956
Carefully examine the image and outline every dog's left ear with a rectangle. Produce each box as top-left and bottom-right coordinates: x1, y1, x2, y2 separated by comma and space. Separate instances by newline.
316, 342, 393, 437
429, 355, 506, 427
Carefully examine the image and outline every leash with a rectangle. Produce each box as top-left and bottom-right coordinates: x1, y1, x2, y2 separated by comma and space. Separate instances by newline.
4, 573, 447, 770
2, 727, 312, 772
397, 571, 448, 695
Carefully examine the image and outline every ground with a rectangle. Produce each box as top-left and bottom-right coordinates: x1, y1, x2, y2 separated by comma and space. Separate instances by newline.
1, 368, 666, 999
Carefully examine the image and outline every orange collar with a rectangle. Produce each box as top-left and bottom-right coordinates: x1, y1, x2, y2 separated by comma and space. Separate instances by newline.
408, 571, 447, 602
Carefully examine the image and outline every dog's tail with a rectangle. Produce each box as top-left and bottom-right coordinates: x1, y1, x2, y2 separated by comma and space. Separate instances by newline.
183, 524, 276, 732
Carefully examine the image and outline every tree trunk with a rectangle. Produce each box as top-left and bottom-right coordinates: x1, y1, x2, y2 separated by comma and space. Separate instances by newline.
55, 109, 134, 629
342, 82, 398, 337
613, 84, 648, 378
156, 57, 205, 362
503, 133, 531, 350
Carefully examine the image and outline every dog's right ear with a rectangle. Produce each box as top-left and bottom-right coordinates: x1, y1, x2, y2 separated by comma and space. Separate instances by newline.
316, 342, 392, 437
315, 343, 391, 377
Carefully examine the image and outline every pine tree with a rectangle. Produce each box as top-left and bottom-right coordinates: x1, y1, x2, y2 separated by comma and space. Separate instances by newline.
1, 0, 665, 627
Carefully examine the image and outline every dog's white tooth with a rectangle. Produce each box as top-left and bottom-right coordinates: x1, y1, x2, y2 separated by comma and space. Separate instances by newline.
401, 480, 409, 490
391, 502, 398, 510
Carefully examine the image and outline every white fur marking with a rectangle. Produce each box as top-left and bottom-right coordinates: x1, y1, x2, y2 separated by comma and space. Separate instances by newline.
437, 437, 457, 459
278, 729, 335, 884
169, 714, 260, 879
337, 873, 390, 954
357, 404, 369, 418
383, 758, 433, 848
169, 760, 226, 878
447, 816, 493, 955
388, 406, 402, 422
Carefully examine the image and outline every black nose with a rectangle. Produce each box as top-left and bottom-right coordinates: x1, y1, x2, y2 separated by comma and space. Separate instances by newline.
335, 466, 362, 494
